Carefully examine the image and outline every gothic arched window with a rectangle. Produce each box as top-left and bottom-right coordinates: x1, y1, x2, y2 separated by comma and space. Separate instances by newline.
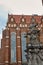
11, 32, 16, 63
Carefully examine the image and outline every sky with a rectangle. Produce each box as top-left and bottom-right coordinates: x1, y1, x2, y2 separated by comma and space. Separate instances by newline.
0, 0, 43, 48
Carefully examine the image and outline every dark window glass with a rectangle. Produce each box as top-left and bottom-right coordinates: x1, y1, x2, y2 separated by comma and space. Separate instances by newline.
11, 32, 16, 63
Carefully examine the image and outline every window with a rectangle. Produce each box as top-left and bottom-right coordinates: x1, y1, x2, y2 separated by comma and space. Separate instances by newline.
11, 32, 16, 63
21, 32, 27, 62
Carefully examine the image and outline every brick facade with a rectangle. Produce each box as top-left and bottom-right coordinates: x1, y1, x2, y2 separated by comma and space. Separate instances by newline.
0, 14, 43, 65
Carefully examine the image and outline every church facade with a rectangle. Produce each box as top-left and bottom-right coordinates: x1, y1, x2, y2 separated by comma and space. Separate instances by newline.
0, 14, 43, 65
